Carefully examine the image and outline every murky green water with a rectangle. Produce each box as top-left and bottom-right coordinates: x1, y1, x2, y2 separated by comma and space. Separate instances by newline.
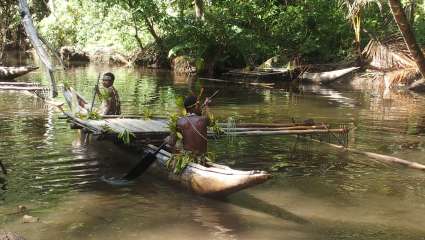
1, 62, 425, 239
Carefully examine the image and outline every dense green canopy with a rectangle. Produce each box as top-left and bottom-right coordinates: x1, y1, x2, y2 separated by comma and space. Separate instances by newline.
1, 0, 425, 70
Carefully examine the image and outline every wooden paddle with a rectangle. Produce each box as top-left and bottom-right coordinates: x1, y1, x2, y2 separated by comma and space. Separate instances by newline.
89, 73, 101, 114
122, 142, 167, 180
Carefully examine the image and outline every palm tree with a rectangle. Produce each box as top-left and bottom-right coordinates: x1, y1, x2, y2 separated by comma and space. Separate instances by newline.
343, 0, 383, 63
194, 0, 205, 20
388, 0, 425, 79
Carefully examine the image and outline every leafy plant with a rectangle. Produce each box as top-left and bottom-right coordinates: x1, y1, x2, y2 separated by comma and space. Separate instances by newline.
117, 128, 135, 144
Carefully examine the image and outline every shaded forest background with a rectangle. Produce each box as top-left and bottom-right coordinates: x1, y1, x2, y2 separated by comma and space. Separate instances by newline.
1, 0, 425, 74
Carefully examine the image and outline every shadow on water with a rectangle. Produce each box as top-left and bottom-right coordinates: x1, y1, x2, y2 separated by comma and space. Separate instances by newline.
222, 192, 310, 225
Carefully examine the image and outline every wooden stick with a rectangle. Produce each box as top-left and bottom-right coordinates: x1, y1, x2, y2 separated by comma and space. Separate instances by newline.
218, 122, 309, 128
58, 114, 168, 120
200, 77, 275, 88
310, 139, 425, 171
218, 129, 346, 136
221, 125, 328, 131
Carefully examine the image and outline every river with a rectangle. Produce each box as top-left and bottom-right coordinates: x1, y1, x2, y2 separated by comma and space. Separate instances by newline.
1, 63, 425, 239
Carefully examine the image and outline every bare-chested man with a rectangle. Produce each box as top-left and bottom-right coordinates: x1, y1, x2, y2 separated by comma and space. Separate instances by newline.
96, 72, 121, 115
166, 95, 211, 168
76, 72, 121, 115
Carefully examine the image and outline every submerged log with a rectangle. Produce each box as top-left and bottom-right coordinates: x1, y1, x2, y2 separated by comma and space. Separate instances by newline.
311, 139, 425, 171
0, 66, 38, 80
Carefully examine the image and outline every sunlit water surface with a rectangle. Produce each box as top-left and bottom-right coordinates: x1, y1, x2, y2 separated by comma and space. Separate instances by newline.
1, 63, 425, 240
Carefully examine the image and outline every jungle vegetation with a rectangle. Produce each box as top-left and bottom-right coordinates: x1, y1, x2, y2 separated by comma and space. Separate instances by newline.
1, 0, 425, 75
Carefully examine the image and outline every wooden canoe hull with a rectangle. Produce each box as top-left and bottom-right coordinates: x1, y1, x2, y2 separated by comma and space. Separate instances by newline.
146, 146, 271, 197
301, 67, 360, 84
0, 66, 38, 80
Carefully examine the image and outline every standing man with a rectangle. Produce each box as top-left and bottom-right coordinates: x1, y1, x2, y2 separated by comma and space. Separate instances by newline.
96, 72, 121, 115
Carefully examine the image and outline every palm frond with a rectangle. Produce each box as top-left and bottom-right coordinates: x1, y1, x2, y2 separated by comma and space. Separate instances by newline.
387, 67, 421, 86
363, 36, 417, 70
343, 0, 383, 18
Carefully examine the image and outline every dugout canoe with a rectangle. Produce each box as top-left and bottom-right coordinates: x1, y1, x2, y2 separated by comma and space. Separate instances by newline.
0, 66, 38, 80
145, 145, 271, 197
301, 66, 360, 84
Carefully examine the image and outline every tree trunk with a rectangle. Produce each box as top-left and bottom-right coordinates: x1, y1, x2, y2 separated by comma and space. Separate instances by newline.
388, 0, 425, 79
143, 16, 165, 52
19, 0, 57, 97
131, 12, 144, 51
194, 0, 205, 20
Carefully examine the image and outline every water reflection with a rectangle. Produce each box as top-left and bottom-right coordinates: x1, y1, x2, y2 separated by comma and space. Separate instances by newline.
1, 64, 425, 239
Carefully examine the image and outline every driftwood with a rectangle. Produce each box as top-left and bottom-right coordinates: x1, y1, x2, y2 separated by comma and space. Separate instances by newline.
19, 0, 57, 97
301, 67, 360, 84
311, 139, 425, 171
0, 66, 38, 80
200, 77, 275, 88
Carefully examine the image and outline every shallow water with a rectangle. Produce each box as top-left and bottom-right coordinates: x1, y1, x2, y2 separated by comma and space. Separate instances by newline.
1, 64, 425, 239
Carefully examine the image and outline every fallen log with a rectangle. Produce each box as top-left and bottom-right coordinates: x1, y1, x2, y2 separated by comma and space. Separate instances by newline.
310, 139, 425, 171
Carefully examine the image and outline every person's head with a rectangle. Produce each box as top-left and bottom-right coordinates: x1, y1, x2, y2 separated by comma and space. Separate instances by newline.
102, 72, 115, 88
184, 95, 201, 115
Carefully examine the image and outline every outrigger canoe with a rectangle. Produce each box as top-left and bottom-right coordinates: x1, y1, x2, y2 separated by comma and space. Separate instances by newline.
62, 88, 271, 196
0, 66, 39, 80
145, 145, 271, 197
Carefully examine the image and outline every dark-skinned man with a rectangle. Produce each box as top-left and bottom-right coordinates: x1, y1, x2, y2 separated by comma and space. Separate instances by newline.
166, 95, 212, 172
77, 72, 121, 115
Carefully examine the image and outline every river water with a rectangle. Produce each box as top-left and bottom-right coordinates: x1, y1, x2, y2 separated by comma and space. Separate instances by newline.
1, 63, 425, 239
